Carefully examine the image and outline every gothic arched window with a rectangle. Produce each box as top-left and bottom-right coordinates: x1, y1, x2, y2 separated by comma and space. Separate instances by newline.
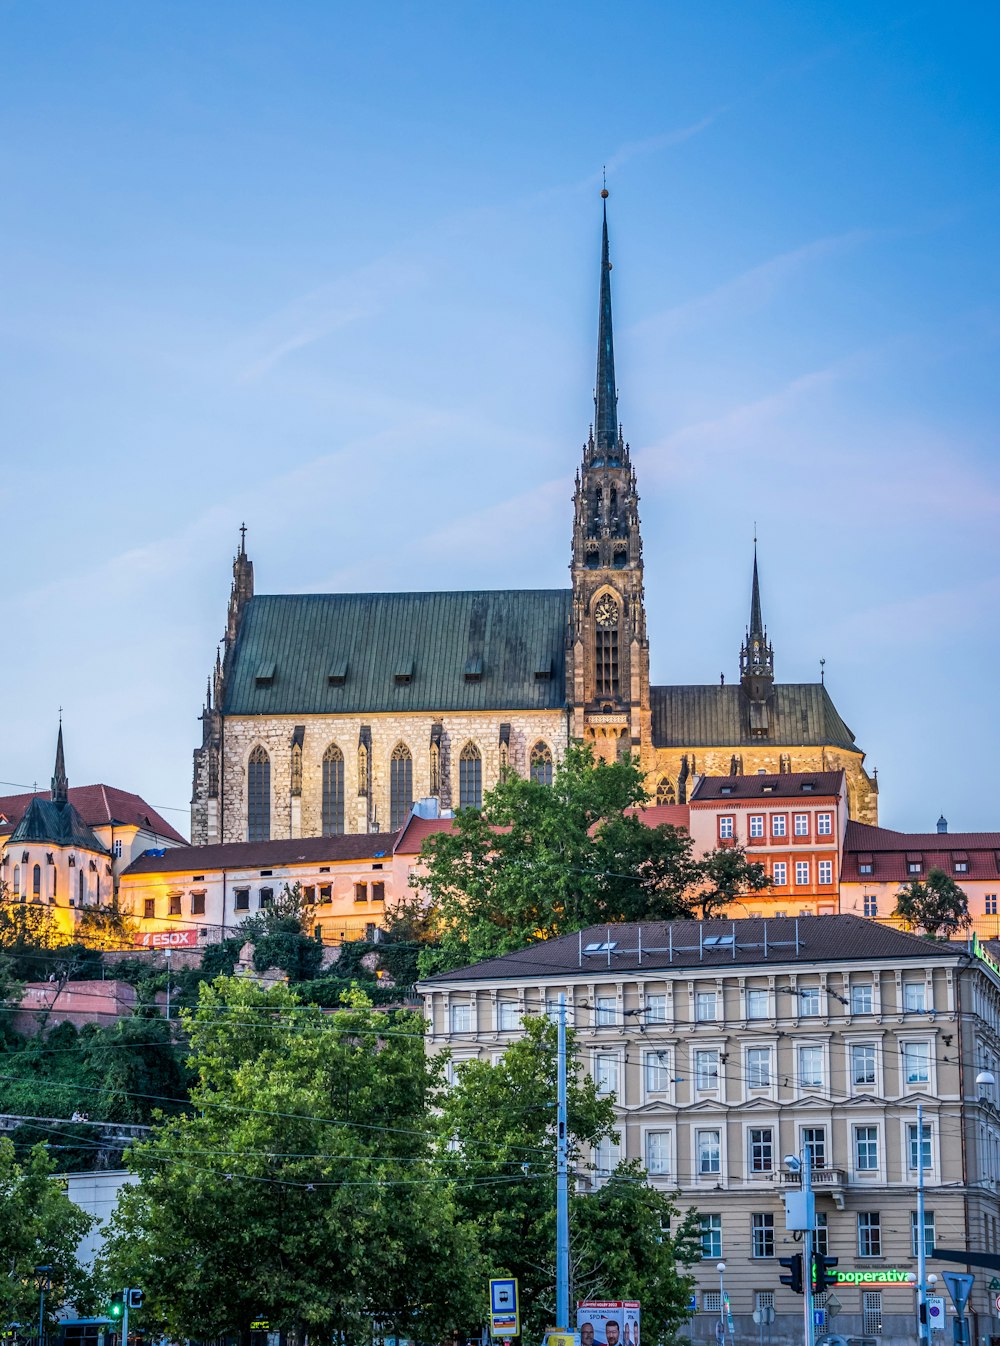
32, 864, 41, 898
594, 593, 620, 696
459, 742, 482, 810
530, 741, 554, 786
12, 864, 19, 896
78, 869, 84, 906
390, 743, 413, 830
322, 744, 345, 836
247, 745, 271, 842
656, 777, 676, 806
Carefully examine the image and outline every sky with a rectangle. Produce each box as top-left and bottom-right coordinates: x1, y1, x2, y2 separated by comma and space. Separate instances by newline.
1, 1, 998, 835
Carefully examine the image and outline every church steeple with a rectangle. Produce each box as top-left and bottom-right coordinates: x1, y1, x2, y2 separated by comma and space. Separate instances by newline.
51, 718, 68, 804
567, 192, 650, 764
594, 194, 618, 460
740, 542, 774, 703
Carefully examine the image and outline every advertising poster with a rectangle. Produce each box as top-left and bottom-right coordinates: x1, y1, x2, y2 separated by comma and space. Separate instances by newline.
577, 1301, 640, 1346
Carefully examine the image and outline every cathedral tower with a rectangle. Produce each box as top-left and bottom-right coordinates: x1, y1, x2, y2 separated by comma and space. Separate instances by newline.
739, 543, 775, 712
566, 194, 651, 761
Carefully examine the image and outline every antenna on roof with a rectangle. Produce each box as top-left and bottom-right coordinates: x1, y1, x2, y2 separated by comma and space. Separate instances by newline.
819, 657, 826, 685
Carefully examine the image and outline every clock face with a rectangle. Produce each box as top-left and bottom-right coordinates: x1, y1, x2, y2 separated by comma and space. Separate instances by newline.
595, 594, 619, 628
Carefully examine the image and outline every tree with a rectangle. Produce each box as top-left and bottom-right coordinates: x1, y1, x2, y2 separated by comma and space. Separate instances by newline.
101, 979, 481, 1346
436, 1015, 697, 1341
0, 1138, 94, 1328
694, 844, 772, 919
242, 882, 325, 980
416, 744, 699, 975
894, 868, 970, 938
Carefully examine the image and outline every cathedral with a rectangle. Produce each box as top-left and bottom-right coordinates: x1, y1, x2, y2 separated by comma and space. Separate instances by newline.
191, 197, 878, 846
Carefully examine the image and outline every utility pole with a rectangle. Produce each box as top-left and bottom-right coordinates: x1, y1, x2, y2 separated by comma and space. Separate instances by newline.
555, 993, 569, 1331
35, 1266, 52, 1346
917, 1102, 928, 1346
121, 1288, 130, 1346
802, 1150, 814, 1346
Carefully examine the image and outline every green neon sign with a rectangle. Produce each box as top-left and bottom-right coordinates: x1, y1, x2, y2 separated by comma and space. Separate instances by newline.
834, 1269, 913, 1286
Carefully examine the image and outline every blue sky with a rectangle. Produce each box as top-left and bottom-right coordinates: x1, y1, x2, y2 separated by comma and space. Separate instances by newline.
2, 1, 998, 834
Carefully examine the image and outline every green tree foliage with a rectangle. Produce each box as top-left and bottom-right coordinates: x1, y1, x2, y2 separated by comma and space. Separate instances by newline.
436, 1016, 697, 1340
894, 868, 970, 938
0, 1138, 94, 1326
693, 844, 772, 919
242, 883, 325, 980
417, 745, 699, 975
101, 978, 481, 1346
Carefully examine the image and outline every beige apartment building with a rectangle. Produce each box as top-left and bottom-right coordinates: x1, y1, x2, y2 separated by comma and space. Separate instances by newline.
420, 916, 1000, 1346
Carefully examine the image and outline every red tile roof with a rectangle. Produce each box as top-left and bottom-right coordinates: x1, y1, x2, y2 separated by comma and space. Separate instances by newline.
843, 821, 1000, 882
691, 771, 844, 803
0, 785, 187, 845
394, 815, 457, 855
122, 830, 401, 876
627, 804, 691, 829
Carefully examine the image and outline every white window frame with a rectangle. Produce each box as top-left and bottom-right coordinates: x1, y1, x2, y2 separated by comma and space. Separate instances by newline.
851, 983, 874, 1014
793, 813, 810, 837
851, 1042, 877, 1088
798, 1044, 824, 1090
450, 1002, 472, 1034
695, 989, 718, 1022
749, 815, 764, 838
854, 1124, 880, 1174
700, 1217, 722, 1262
799, 986, 821, 1017
694, 1048, 720, 1091
772, 814, 787, 837
903, 1040, 931, 1086
746, 988, 769, 1019
497, 1000, 520, 1031
746, 1046, 771, 1089
772, 861, 787, 886
911, 1210, 936, 1257
795, 860, 810, 885
907, 1121, 933, 1172
643, 1049, 671, 1095
696, 1128, 722, 1176
593, 1052, 619, 1098
903, 981, 927, 1012
645, 992, 667, 1024
595, 995, 616, 1027
751, 1211, 775, 1258
645, 1129, 671, 1176
719, 816, 735, 840
858, 1215, 883, 1260
748, 1127, 773, 1173
818, 860, 833, 885
817, 812, 833, 836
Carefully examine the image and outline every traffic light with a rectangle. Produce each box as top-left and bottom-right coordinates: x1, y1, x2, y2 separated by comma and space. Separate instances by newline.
813, 1254, 839, 1292
127, 1290, 144, 1310
779, 1254, 803, 1294
107, 1294, 124, 1321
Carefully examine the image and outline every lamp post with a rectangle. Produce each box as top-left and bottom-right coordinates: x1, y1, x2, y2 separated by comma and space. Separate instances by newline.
784, 1153, 814, 1346
34, 1265, 52, 1346
717, 1263, 727, 1344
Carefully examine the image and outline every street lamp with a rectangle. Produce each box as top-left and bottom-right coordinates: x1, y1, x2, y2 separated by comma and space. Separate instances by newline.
34, 1266, 52, 1346
783, 1152, 815, 1346
717, 1263, 726, 1344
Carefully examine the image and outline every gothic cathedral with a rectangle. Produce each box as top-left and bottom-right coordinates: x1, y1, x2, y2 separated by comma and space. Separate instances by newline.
191, 197, 878, 845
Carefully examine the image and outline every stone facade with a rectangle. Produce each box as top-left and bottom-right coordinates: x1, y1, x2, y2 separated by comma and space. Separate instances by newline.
219, 710, 570, 842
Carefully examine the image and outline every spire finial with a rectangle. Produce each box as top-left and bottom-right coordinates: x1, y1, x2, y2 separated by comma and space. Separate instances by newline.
820, 657, 826, 685
594, 188, 618, 456
51, 717, 68, 804
239, 521, 247, 555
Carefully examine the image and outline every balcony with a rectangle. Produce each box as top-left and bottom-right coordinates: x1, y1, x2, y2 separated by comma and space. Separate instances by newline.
777, 1166, 847, 1208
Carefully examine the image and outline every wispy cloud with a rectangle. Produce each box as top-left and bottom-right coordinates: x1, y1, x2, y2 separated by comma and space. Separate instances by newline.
232, 254, 427, 383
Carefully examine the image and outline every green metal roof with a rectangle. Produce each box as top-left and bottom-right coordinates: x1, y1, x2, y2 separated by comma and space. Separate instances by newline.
650, 682, 861, 753
8, 798, 109, 853
222, 590, 573, 717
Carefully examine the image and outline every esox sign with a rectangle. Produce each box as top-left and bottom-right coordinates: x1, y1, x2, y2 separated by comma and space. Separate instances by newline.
134, 928, 199, 949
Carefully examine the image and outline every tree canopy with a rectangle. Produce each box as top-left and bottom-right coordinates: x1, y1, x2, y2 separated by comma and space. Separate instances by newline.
0, 1138, 94, 1328
414, 744, 770, 975
894, 868, 970, 938
436, 1015, 698, 1340
101, 979, 481, 1346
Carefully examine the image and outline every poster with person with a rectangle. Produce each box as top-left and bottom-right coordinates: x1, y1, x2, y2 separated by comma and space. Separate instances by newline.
577, 1301, 640, 1346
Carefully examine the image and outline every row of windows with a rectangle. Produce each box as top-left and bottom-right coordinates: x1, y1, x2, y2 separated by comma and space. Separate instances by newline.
586, 1043, 934, 1100
679, 1121, 933, 1179
719, 812, 834, 841
247, 738, 556, 839
11, 863, 97, 904
143, 892, 207, 919
769, 859, 834, 886
698, 1210, 934, 1261
452, 978, 932, 1032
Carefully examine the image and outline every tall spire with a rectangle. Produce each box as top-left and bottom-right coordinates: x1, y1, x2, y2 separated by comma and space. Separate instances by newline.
594, 189, 619, 460
740, 541, 774, 701
749, 542, 764, 640
51, 716, 68, 804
